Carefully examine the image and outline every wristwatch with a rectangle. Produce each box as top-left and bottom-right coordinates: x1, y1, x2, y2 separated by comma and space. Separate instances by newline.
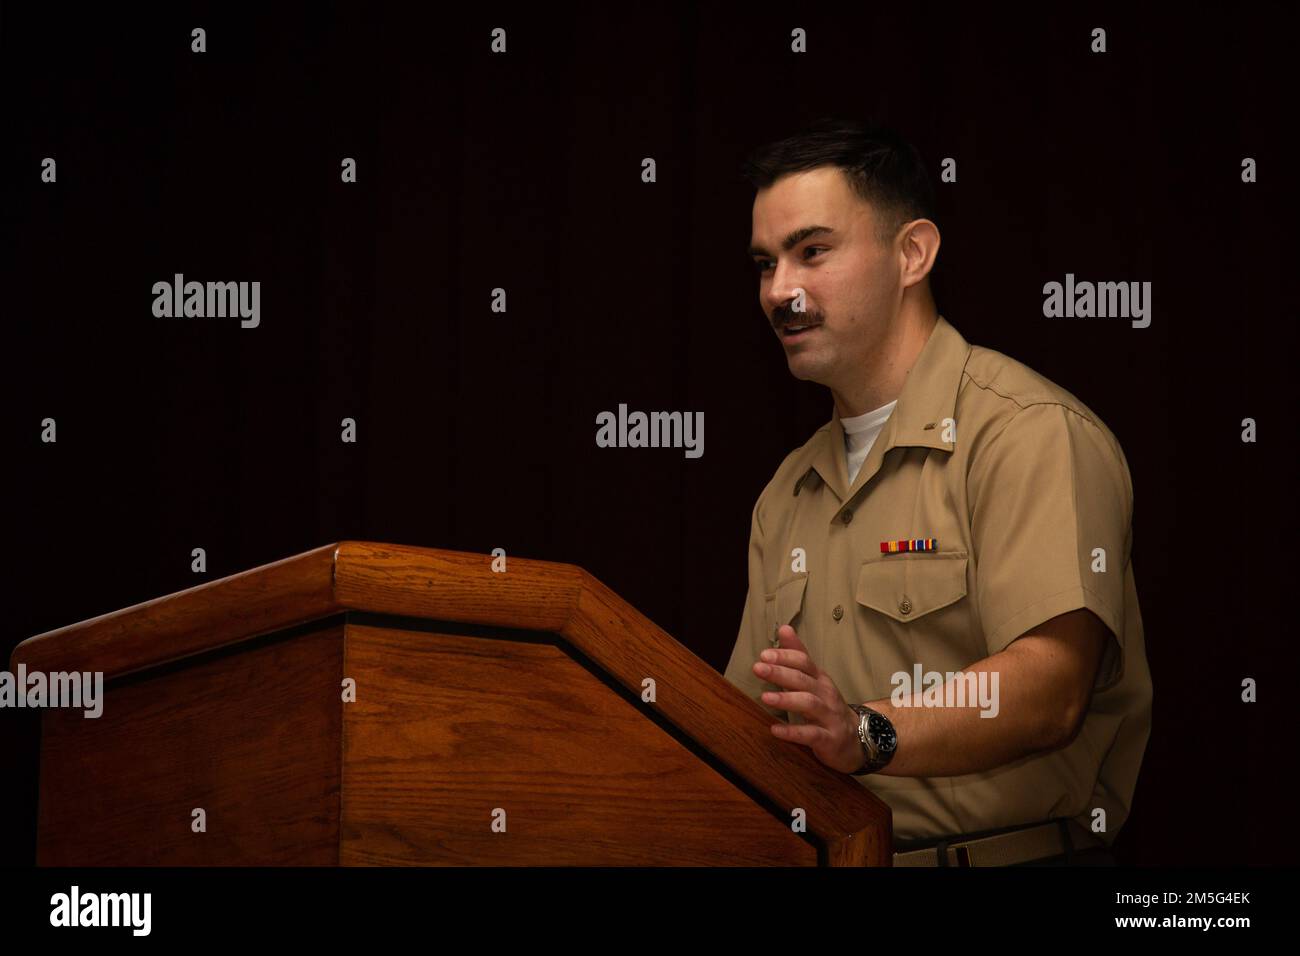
849, 704, 897, 774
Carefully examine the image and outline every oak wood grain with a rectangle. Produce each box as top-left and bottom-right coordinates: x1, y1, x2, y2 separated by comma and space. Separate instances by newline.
35, 620, 344, 865
13, 540, 892, 865
341, 622, 816, 865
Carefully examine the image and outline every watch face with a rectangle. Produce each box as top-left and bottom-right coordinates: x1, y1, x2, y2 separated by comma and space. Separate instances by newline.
868, 713, 897, 753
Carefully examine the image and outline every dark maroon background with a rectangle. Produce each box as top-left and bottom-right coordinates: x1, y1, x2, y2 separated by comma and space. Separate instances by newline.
3, 2, 1294, 866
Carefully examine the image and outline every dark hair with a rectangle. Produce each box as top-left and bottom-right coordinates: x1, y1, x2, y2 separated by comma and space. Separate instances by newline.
740, 116, 937, 248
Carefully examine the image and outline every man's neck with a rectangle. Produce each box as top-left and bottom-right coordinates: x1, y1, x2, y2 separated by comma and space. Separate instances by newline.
832, 310, 939, 419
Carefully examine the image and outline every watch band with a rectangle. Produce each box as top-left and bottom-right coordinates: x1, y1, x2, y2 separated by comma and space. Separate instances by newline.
850, 704, 897, 774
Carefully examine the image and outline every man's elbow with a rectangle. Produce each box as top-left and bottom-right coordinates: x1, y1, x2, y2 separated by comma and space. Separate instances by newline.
1046, 692, 1091, 751
1012, 609, 1110, 752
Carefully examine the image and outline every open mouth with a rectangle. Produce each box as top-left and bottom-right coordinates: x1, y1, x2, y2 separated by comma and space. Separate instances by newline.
781, 323, 821, 339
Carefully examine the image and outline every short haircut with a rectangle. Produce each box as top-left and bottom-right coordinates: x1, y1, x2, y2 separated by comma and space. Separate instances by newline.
740, 116, 937, 249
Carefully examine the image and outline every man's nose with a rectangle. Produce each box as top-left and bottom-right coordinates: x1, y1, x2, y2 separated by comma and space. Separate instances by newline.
763, 261, 804, 315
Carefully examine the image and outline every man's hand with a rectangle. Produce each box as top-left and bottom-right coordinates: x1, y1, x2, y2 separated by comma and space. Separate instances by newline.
752, 624, 865, 774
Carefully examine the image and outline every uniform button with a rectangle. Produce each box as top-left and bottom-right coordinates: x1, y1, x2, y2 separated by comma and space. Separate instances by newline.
832, 605, 844, 621
840, 509, 853, 524
899, 598, 912, 615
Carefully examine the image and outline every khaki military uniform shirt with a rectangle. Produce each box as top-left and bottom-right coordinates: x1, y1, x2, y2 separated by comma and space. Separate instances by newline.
724, 314, 1152, 846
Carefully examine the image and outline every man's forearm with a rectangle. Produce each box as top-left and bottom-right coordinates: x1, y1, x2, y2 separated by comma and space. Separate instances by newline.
862, 642, 1075, 777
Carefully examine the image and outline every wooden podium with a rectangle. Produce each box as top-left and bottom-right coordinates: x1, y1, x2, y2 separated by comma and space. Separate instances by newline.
11, 541, 891, 866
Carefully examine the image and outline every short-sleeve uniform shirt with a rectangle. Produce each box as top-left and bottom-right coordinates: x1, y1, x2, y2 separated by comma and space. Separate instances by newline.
724, 314, 1152, 845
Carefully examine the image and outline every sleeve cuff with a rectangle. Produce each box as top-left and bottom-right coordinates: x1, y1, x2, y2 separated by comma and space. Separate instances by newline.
983, 584, 1126, 689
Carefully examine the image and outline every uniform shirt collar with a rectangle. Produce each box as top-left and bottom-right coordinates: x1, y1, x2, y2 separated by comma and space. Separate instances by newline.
799, 313, 972, 502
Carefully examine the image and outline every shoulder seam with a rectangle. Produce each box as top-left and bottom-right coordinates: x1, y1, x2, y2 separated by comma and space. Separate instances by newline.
972, 401, 1133, 522
964, 360, 1103, 429
974, 400, 1102, 468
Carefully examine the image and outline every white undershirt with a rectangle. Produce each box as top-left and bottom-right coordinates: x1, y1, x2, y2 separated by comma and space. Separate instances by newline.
841, 399, 897, 486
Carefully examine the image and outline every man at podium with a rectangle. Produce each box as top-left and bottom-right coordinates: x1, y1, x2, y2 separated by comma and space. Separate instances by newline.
725, 117, 1152, 867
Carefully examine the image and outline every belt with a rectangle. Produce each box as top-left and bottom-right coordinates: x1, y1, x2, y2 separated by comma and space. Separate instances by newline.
893, 818, 1104, 867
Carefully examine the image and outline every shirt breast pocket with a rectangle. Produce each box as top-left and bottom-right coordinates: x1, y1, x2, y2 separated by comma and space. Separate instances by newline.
855, 551, 969, 623
763, 575, 808, 642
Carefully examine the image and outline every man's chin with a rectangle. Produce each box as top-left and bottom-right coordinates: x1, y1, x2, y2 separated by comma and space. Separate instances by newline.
785, 356, 828, 384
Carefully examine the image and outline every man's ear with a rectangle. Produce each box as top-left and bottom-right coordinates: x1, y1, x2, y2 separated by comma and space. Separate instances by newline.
899, 218, 940, 289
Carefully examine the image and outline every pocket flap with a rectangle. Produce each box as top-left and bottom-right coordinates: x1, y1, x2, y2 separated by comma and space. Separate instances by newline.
855, 552, 968, 622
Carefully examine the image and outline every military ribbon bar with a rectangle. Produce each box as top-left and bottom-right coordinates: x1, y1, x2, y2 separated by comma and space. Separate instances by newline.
880, 538, 937, 553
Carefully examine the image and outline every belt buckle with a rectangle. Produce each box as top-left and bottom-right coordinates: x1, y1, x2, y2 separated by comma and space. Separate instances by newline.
934, 839, 975, 866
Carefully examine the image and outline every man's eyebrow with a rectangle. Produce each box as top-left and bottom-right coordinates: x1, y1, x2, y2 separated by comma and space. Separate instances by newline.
748, 225, 836, 258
